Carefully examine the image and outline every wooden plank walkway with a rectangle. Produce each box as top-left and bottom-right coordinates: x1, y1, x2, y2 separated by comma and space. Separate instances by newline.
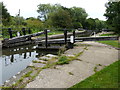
37, 36, 118, 44
75, 36, 118, 41
36, 36, 118, 50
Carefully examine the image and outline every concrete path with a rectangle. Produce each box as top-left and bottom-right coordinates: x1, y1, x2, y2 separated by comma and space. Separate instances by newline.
26, 41, 118, 88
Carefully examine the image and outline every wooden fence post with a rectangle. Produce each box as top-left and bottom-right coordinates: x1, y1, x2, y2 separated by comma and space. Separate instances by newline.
8, 28, 13, 38
45, 29, 48, 48
28, 28, 31, 34
22, 28, 26, 35
73, 30, 75, 43
64, 29, 67, 44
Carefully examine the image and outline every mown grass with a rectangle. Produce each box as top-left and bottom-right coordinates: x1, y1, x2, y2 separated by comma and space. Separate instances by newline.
100, 33, 117, 36
48, 30, 63, 35
97, 40, 119, 48
69, 60, 119, 88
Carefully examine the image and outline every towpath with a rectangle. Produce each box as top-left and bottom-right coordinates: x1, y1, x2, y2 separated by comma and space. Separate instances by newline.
26, 41, 118, 88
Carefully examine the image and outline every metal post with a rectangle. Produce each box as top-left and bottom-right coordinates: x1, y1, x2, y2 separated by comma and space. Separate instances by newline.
45, 29, 48, 48
8, 28, 13, 38
64, 29, 67, 44
73, 30, 75, 43
22, 28, 26, 35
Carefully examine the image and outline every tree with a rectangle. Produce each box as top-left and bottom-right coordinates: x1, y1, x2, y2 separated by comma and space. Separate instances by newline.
104, 1, 120, 34
10, 16, 26, 26
72, 22, 83, 29
85, 18, 96, 30
95, 18, 106, 30
47, 9, 72, 28
25, 17, 44, 31
0, 2, 11, 26
69, 7, 88, 28
37, 4, 62, 21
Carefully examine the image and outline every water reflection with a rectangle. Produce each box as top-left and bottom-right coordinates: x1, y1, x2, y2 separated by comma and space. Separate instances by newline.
1, 44, 58, 85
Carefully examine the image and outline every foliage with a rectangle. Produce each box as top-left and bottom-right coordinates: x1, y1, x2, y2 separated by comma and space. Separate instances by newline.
95, 18, 106, 30
0, 2, 11, 26
84, 18, 107, 31
47, 9, 72, 28
69, 7, 88, 29
37, 3, 62, 21
104, 1, 120, 35
9, 16, 26, 30
25, 17, 44, 32
72, 22, 83, 29
85, 18, 96, 30
37, 4, 92, 29
69, 60, 119, 88
57, 56, 69, 65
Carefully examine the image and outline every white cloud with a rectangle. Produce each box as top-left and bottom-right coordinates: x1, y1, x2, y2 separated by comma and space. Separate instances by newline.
1, 0, 108, 20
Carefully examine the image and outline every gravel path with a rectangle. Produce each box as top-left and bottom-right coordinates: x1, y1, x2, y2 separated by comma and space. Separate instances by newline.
26, 41, 118, 88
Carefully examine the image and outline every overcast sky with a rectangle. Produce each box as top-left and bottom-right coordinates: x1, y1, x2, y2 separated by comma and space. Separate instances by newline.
1, 0, 108, 20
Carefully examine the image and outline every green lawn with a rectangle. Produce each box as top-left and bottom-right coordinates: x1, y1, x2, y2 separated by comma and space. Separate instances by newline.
48, 30, 63, 35
97, 40, 119, 48
69, 60, 119, 88
100, 33, 117, 36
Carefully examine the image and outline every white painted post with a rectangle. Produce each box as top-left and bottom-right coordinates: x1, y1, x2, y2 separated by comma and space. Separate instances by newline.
17, 32, 20, 37
70, 36, 74, 43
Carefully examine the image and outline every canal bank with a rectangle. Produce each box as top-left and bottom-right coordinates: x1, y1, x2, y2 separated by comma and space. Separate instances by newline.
0, 44, 59, 87
26, 41, 118, 88
1, 41, 118, 88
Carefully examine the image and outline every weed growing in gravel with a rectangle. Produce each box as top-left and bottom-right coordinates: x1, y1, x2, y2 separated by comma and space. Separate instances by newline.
69, 72, 74, 75
58, 45, 66, 56
32, 60, 47, 64
94, 66, 98, 73
23, 71, 33, 78
56, 56, 69, 65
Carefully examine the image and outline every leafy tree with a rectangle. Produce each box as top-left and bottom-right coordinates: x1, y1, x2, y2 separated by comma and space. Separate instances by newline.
104, 1, 120, 34
47, 9, 72, 28
37, 4, 61, 21
72, 22, 83, 29
69, 7, 88, 28
10, 16, 26, 26
0, 2, 11, 26
95, 18, 106, 30
85, 18, 96, 30
84, 18, 107, 31
25, 17, 44, 32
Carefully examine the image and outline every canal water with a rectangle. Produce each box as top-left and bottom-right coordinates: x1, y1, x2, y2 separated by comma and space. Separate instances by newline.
0, 44, 58, 85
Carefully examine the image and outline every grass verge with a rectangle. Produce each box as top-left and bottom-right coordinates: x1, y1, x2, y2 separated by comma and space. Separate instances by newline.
97, 40, 119, 48
100, 33, 117, 36
69, 60, 119, 88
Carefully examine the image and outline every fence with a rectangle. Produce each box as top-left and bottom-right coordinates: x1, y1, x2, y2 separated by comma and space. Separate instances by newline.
2, 28, 32, 38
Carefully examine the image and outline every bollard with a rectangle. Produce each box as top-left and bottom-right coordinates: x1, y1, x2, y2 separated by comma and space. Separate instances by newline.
8, 28, 13, 38
17, 32, 20, 37
70, 36, 74, 43
64, 29, 67, 44
22, 28, 26, 35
